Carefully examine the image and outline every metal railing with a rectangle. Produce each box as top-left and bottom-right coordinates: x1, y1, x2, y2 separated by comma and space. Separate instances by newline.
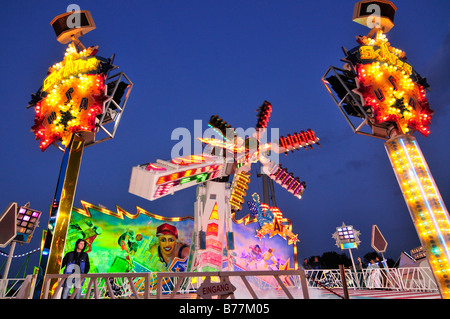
0, 278, 27, 298
304, 267, 439, 292
37, 269, 309, 299
154, 270, 309, 299
41, 272, 155, 299
0, 266, 438, 299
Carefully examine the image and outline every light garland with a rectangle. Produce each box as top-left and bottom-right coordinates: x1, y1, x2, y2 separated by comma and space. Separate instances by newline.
0, 248, 41, 258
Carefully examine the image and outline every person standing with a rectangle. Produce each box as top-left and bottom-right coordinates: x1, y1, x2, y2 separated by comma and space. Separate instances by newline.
61, 239, 90, 299
302, 258, 312, 285
375, 256, 387, 288
312, 256, 321, 269
302, 258, 311, 270
311, 257, 322, 286
355, 257, 365, 288
366, 259, 381, 289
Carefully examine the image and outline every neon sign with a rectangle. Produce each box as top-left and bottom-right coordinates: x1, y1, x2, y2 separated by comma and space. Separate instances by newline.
43, 52, 100, 91
358, 42, 412, 75
30, 43, 114, 151
346, 30, 433, 136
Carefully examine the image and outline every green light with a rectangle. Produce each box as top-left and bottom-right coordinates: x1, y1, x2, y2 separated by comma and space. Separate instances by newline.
196, 172, 210, 183
180, 176, 195, 185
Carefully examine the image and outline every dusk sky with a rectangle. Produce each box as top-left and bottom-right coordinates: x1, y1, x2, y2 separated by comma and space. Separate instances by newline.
1, 0, 448, 275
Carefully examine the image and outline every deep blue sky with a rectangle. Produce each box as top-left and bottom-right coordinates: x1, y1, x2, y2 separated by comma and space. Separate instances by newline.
1, 0, 448, 275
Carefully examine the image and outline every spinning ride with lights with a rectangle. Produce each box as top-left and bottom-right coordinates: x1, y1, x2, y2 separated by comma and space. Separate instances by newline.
322, 0, 449, 298
27, 10, 133, 298
129, 101, 321, 272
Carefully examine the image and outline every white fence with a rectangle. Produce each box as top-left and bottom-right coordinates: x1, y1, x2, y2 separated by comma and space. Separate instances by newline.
0, 267, 439, 299
304, 267, 439, 292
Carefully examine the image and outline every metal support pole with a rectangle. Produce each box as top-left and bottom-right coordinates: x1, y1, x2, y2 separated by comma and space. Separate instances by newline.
2, 241, 16, 280
268, 175, 277, 207
347, 248, 359, 289
339, 264, 350, 299
34, 134, 85, 299
260, 174, 277, 207
299, 268, 310, 299
262, 174, 270, 205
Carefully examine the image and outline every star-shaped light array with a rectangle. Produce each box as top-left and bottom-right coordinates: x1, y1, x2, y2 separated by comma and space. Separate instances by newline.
344, 30, 433, 136
29, 43, 115, 151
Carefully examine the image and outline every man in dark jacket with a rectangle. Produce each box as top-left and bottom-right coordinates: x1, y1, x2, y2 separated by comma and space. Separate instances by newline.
61, 239, 90, 299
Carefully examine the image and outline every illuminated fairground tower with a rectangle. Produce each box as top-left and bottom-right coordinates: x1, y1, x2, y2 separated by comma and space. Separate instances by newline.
129, 101, 321, 272
322, 0, 449, 298
27, 9, 133, 298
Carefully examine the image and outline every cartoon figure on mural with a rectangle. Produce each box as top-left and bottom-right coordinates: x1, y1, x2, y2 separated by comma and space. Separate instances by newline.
240, 244, 284, 270
66, 202, 295, 276
118, 229, 143, 270
262, 248, 280, 270
251, 193, 275, 228
149, 223, 190, 272
66, 218, 102, 253
241, 244, 262, 269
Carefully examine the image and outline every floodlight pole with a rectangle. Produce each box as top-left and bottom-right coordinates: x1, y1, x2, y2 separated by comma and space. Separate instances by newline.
2, 202, 40, 280
332, 223, 361, 289
347, 248, 356, 274
2, 241, 16, 280
342, 246, 359, 290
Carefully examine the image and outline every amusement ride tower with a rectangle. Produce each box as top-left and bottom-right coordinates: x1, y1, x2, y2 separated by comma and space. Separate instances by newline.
322, 0, 449, 298
28, 9, 133, 298
129, 101, 321, 272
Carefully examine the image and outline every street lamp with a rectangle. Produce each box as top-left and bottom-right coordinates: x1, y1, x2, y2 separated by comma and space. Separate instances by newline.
332, 222, 361, 288
0, 203, 42, 280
